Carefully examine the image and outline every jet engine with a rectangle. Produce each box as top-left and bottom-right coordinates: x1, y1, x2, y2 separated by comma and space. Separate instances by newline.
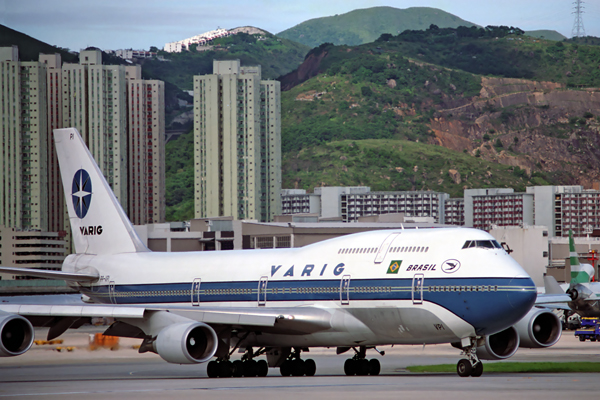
476, 326, 519, 360
514, 307, 561, 348
0, 314, 34, 357
154, 322, 218, 364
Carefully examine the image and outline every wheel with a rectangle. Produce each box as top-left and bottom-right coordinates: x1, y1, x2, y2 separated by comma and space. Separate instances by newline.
244, 360, 257, 377
471, 362, 483, 377
356, 359, 371, 376
256, 359, 269, 377
579, 336, 586, 342
592, 337, 597, 342
304, 359, 317, 376
291, 359, 305, 376
219, 361, 233, 378
207, 360, 219, 378
457, 359, 472, 377
232, 360, 244, 377
369, 359, 381, 376
344, 359, 356, 376
280, 360, 292, 376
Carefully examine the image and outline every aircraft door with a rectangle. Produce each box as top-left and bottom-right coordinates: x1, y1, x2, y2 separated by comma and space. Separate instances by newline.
258, 276, 268, 306
412, 274, 424, 305
340, 275, 351, 305
108, 281, 116, 304
374, 233, 401, 264
191, 278, 201, 306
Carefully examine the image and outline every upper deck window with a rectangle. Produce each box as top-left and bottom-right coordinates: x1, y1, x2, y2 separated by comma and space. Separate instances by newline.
462, 240, 502, 249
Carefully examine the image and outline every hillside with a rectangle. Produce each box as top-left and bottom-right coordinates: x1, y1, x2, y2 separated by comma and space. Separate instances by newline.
277, 6, 478, 48
0, 24, 78, 63
278, 30, 600, 195
141, 30, 309, 91
524, 30, 566, 41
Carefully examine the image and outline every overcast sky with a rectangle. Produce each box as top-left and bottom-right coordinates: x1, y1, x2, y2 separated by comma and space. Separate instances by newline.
1, 0, 598, 51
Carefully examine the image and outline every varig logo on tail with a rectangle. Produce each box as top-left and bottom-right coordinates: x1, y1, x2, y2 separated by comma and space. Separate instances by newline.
72, 169, 92, 219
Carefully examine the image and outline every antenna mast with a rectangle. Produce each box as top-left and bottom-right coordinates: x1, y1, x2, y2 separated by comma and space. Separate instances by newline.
572, 0, 586, 38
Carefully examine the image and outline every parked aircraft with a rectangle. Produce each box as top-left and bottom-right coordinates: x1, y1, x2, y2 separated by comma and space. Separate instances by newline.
544, 230, 600, 318
0, 128, 564, 378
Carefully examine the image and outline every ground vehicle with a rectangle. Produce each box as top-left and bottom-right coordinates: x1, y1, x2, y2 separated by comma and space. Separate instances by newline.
574, 317, 600, 341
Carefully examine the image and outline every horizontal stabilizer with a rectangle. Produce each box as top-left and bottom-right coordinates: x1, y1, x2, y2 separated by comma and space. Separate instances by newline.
0, 266, 98, 282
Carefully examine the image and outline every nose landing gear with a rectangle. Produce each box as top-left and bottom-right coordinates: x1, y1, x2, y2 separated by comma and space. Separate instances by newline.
456, 338, 483, 377
343, 346, 382, 376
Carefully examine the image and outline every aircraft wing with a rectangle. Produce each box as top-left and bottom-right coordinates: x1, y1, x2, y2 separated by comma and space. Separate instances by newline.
0, 294, 332, 339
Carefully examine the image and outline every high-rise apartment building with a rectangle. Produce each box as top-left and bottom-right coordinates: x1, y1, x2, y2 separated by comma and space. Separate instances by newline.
194, 60, 281, 222
1, 46, 165, 255
0, 46, 48, 231
127, 66, 166, 224
39, 53, 65, 234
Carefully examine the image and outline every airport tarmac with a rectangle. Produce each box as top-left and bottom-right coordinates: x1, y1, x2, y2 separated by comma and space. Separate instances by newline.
1, 326, 599, 399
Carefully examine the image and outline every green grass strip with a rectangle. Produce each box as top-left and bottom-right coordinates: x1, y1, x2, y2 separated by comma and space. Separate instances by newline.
407, 362, 600, 373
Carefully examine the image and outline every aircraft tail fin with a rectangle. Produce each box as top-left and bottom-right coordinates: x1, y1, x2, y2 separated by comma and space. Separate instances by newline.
568, 229, 593, 288
54, 128, 149, 255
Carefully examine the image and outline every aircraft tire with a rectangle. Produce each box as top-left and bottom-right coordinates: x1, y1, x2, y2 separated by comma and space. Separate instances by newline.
232, 360, 244, 377
207, 360, 219, 378
344, 359, 356, 376
256, 360, 269, 377
471, 362, 483, 377
304, 359, 316, 376
356, 359, 371, 376
244, 360, 258, 377
291, 359, 305, 376
280, 360, 292, 376
219, 361, 233, 378
457, 359, 472, 377
369, 359, 381, 376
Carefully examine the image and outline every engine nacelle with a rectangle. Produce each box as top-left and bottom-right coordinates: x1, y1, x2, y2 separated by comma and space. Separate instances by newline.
0, 314, 34, 357
476, 326, 519, 360
514, 307, 561, 348
154, 322, 218, 364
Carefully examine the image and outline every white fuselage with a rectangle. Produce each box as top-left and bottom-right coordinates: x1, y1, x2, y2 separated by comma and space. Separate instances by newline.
65, 227, 536, 347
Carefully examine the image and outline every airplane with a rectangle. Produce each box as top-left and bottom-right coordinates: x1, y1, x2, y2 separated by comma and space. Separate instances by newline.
543, 230, 600, 319
0, 127, 565, 378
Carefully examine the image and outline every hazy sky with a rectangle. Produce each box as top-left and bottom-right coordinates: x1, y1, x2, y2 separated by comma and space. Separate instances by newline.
1, 0, 598, 51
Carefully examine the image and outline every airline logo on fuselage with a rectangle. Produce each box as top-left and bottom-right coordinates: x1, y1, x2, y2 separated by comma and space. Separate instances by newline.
270, 263, 345, 278
441, 259, 461, 273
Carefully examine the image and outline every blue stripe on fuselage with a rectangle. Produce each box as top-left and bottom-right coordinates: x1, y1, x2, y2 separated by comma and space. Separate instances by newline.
83, 276, 535, 335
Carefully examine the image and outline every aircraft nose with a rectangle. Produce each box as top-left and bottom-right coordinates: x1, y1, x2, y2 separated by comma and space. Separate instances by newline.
474, 277, 537, 335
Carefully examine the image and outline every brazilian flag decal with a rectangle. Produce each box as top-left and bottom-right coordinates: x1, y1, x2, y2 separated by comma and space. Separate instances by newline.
387, 260, 402, 274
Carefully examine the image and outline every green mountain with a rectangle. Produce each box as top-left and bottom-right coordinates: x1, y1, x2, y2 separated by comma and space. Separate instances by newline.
0, 24, 77, 63
141, 30, 310, 91
277, 6, 478, 48
524, 30, 566, 41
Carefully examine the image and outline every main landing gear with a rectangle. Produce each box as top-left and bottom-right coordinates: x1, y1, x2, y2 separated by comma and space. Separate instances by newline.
456, 338, 483, 378
279, 347, 317, 377
207, 347, 268, 378
343, 346, 381, 376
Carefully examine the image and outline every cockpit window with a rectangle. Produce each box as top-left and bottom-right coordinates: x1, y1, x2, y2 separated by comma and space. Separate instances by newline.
462, 240, 502, 250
